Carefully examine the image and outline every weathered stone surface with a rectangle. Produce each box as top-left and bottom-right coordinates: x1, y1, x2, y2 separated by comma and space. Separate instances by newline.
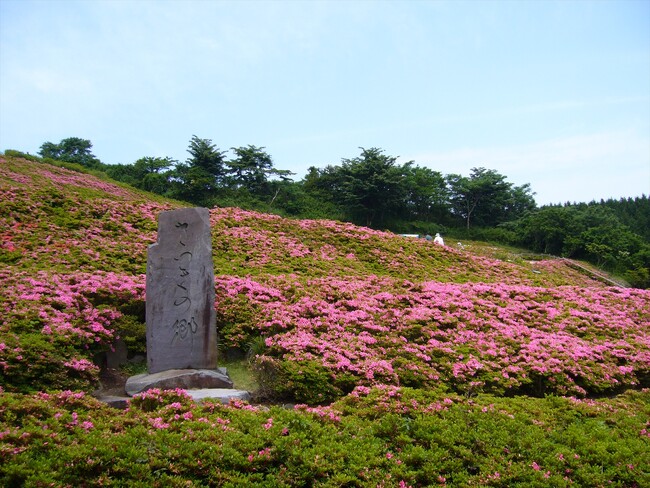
95, 395, 130, 409
186, 389, 252, 403
146, 207, 217, 373
106, 338, 128, 368
125, 368, 234, 396
96, 389, 251, 408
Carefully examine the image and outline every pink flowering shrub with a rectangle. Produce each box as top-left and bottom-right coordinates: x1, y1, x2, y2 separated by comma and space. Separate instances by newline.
0, 268, 145, 392
129, 388, 193, 412
208, 206, 600, 286
215, 274, 650, 402
0, 157, 174, 274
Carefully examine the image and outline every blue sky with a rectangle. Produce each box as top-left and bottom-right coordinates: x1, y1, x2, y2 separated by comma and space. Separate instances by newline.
1, 0, 648, 205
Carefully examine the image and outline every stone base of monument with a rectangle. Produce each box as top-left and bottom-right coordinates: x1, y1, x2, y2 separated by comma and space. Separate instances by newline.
97, 388, 252, 409
185, 388, 252, 403
125, 368, 235, 396
95, 368, 252, 409
97, 395, 131, 409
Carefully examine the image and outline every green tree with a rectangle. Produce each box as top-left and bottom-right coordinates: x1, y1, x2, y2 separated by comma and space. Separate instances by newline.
271, 180, 343, 219
510, 205, 580, 255
299, 165, 347, 218
104, 163, 139, 186
505, 183, 537, 221
132, 157, 176, 194
38, 137, 101, 169
227, 145, 273, 195
172, 136, 227, 204
596, 195, 650, 241
106, 157, 177, 196
402, 163, 450, 224
339, 148, 407, 228
302, 165, 344, 201
226, 145, 293, 199
509, 203, 650, 287
447, 167, 532, 229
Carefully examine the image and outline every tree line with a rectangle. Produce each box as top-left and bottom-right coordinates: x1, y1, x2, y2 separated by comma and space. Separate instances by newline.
17, 136, 650, 287
35, 137, 538, 228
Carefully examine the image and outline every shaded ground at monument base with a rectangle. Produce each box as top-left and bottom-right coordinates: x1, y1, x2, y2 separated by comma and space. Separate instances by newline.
93, 367, 251, 409
125, 368, 234, 396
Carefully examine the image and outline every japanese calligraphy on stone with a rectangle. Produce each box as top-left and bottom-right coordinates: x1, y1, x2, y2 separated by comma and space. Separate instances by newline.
146, 208, 217, 373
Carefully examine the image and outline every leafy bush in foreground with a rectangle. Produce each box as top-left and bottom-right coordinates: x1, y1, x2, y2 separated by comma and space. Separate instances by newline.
1, 388, 648, 487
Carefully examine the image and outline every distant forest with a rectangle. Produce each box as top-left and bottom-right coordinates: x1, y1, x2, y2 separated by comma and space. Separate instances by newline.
5, 136, 650, 287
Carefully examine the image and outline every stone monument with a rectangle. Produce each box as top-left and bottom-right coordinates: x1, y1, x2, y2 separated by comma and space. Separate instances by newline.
124, 207, 241, 399
146, 207, 217, 373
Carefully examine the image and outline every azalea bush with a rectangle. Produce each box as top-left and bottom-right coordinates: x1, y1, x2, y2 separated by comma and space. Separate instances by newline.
0, 156, 174, 274
209, 207, 600, 286
2, 155, 650, 399
0, 269, 145, 392
1, 387, 648, 486
215, 274, 650, 403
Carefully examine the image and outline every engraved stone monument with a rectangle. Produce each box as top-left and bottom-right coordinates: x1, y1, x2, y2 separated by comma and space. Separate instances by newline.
146, 207, 217, 373
113, 207, 253, 404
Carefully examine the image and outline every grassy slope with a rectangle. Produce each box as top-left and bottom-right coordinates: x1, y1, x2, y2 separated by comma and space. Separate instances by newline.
0, 155, 602, 285
1, 155, 649, 486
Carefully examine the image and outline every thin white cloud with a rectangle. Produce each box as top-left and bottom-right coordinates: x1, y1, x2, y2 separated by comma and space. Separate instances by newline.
14, 67, 92, 95
407, 129, 650, 205
405, 95, 650, 129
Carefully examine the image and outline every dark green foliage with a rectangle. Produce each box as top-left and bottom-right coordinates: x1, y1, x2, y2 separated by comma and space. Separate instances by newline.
0, 332, 98, 393
446, 167, 536, 229
252, 356, 347, 405
227, 145, 293, 198
338, 147, 408, 228
105, 156, 176, 196
402, 163, 452, 225
38, 137, 102, 169
1, 388, 648, 487
593, 195, 650, 241
171, 135, 228, 205
508, 203, 650, 287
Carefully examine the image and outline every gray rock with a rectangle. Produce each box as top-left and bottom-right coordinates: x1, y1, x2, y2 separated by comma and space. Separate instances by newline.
146, 207, 217, 373
125, 368, 234, 396
186, 389, 252, 403
95, 395, 130, 409
96, 389, 251, 409
106, 338, 129, 368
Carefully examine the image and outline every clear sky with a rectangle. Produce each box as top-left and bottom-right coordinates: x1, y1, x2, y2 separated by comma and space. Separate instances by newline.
1, 0, 648, 205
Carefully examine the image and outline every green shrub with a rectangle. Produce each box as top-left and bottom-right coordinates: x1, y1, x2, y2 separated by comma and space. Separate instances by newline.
1, 388, 648, 487
0, 249, 22, 265
112, 313, 146, 355
3, 149, 41, 162
251, 356, 344, 404
0, 333, 98, 393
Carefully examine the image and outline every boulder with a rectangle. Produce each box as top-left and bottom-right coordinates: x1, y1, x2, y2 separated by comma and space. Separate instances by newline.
186, 388, 252, 403
125, 368, 233, 396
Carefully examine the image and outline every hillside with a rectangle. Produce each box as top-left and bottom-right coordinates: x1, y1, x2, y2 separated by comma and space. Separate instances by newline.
1, 154, 649, 396
2, 155, 650, 486
1, 155, 601, 285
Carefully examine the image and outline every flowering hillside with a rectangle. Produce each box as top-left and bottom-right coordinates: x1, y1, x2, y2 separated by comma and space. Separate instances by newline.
0, 156, 174, 274
1, 155, 649, 486
1, 154, 649, 398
